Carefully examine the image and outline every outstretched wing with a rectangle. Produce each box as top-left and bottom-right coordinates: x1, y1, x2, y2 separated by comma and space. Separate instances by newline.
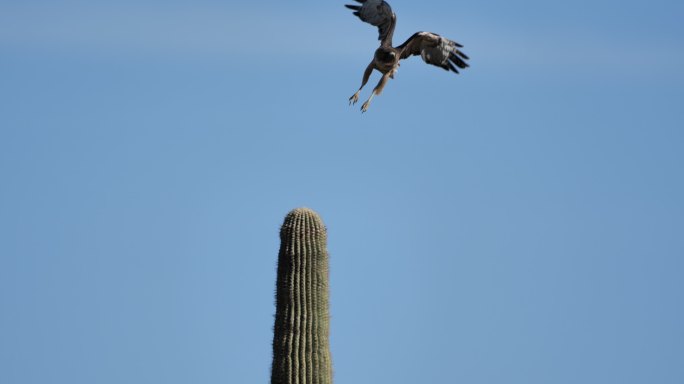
398, 32, 470, 73
345, 0, 396, 46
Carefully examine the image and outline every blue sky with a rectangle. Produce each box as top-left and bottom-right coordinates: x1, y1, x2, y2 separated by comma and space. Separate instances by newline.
1, 0, 683, 383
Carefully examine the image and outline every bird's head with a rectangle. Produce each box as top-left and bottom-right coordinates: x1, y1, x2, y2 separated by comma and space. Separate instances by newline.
375, 48, 398, 64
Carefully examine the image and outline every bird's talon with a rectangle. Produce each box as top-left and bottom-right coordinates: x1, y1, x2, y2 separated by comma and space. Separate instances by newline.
361, 102, 370, 112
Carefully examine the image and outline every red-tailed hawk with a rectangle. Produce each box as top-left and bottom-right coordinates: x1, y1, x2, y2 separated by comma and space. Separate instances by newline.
345, 0, 470, 112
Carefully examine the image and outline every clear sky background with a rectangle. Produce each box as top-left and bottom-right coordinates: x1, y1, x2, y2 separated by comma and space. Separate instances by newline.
1, 0, 683, 383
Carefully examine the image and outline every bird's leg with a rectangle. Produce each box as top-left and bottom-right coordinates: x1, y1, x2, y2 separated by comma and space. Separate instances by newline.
350, 61, 375, 106
361, 72, 391, 113
389, 62, 400, 79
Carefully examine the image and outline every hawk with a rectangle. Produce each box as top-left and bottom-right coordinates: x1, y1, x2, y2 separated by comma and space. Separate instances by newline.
345, 0, 470, 112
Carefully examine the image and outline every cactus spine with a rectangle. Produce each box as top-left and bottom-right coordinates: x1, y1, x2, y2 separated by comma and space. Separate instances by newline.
271, 208, 333, 384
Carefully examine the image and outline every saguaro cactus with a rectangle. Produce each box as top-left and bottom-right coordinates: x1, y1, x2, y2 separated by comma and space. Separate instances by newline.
271, 208, 333, 384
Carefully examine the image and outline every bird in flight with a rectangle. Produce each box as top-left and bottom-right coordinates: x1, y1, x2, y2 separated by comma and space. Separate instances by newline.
345, 0, 470, 112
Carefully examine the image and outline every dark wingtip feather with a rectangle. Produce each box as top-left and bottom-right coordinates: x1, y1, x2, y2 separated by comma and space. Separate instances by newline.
345, 4, 361, 10
447, 62, 460, 73
450, 53, 469, 68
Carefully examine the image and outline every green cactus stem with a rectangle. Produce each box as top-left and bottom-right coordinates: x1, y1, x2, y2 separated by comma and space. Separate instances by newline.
271, 208, 333, 384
